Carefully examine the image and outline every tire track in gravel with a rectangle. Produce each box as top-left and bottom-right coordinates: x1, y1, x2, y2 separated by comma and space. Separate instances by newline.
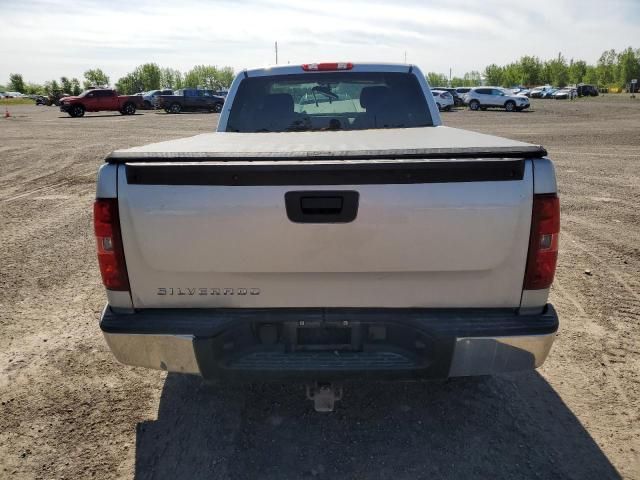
553, 279, 630, 406
562, 230, 640, 303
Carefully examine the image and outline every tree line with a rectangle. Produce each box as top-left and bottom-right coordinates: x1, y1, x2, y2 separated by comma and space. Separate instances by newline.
427, 47, 639, 88
2, 64, 235, 96
4, 47, 639, 94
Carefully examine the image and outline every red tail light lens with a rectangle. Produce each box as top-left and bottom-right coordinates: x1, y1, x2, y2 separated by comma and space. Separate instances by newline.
302, 62, 353, 71
524, 194, 560, 290
94, 199, 130, 291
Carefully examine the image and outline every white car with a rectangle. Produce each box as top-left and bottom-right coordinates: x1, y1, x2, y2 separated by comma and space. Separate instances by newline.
430, 89, 454, 111
464, 87, 530, 112
552, 88, 576, 100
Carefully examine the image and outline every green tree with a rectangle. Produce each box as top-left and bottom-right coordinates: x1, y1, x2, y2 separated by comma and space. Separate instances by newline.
60, 76, 72, 94
83, 68, 110, 89
617, 47, 640, 88
546, 54, 569, 87
483, 64, 504, 86
184, 65, 235, 90
501, 63, 522, 87
70, 78, 81, 95
24, 83, 43, 95
596, 49, 617, 86
583, 66, 598, 85
115, 72, 143, 95
8, 73, 25, 92
44, 80, 60, 95
160, 67, 183, 89
568, 59, 588, 84
518, 56, 543, 86
426, 72, 449, 87
136, 63, 161, 91
463, 71, 482, 85
217, 66, 235, 89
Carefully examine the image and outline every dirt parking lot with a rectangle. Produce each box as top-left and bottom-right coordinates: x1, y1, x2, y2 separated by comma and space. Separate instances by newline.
1, 98, 639, 479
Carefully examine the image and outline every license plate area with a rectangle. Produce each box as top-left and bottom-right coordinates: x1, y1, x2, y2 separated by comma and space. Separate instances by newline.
289, 321, 360, 352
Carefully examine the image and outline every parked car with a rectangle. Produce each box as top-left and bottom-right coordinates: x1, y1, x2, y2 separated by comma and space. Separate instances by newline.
552, 88, 576, 100
464, 87, 530, 112
158, 88, 225, 113
455, 87, 472, 96
576, 84, 599, 97
510, 86, 531, 96
430, 89, 455, 111
142, 89, 174, 109
540, 88, 558, 99
529, 85, 554, 98
49, 93, 70, 106
59, 88, 144, 117
433, 87, 464, 106
96, 62, 559, 412
35, 95, 50, 105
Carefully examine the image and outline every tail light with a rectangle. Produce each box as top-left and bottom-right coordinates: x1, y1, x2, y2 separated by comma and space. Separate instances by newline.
94, 199, 130, 291
302, 62, 353, 71
523, 194, 560, 290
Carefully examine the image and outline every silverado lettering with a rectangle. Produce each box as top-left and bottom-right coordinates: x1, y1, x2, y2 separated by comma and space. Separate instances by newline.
156, 287, 260, 296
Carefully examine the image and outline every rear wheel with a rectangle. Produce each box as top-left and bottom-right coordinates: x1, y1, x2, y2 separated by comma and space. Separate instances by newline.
213, 102, 223, 113
169, 103, 181, 114
121, 102, 136, 115
505, 100, 516, 112
469, 100, 480, 111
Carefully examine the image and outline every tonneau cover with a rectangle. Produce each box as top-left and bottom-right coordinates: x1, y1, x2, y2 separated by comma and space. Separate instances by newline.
107, 126, 546, 162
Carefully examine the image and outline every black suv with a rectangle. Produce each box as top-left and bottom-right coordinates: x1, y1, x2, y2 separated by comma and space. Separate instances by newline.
576, 84, 599, 97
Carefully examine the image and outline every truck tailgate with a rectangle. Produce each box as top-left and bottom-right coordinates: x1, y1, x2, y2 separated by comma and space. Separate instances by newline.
111, 128, 539, 309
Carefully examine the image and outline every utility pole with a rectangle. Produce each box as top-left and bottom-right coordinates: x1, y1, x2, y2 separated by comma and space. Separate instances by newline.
404, 51, 407, 64
275, 41, 278, 65
449, 68, 452, 86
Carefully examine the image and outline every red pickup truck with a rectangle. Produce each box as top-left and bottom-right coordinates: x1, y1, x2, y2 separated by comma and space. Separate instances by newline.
59, 88, 144, 117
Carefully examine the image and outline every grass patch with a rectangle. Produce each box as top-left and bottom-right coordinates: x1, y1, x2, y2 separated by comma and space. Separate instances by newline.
2, 98, 36, 105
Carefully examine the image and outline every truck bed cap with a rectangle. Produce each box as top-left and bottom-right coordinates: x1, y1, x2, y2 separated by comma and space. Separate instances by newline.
107, 126, 546, 162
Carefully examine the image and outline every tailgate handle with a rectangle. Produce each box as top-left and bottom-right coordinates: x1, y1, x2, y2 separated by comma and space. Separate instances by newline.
285, 191, 359, 223
301, 196, 343, 214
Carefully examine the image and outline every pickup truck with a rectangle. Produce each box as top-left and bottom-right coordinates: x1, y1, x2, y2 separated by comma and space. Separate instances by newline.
141, 89, 174, 109
95, 63, 559, 410
60, 88, 143, 117
157, 88, 225, 114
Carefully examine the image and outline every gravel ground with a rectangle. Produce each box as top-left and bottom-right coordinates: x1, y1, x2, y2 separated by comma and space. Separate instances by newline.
1, 98, 639, 479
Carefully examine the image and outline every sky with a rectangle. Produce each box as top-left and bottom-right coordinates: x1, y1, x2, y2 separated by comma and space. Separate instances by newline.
1, 0, 639, 85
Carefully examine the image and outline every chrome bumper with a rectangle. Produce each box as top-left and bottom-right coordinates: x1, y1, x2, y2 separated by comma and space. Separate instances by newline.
104, 332, 200, 374
448, 333, 555, 376
103, 331, 556, 378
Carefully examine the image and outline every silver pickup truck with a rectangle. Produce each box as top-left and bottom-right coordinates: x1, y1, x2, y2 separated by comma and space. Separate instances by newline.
95, 63, 559, 408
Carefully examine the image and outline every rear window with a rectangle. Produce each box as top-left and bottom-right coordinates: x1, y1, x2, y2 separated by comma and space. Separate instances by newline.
226, 72, 432, 132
